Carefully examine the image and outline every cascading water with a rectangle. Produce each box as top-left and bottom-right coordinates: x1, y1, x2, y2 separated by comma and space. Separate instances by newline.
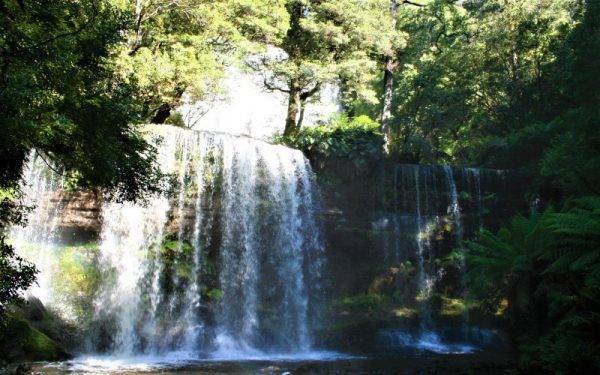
465, 168, 483, 229
214, 132, 323, 356
12, 125, 326, 361
443, 166, 463, 246
92, 129, 179, 355
443, 165, 470, 337
375, 164, 488, 354
391, 165, 440, 331
97, 128, 322, 357
10, 154, 66, 314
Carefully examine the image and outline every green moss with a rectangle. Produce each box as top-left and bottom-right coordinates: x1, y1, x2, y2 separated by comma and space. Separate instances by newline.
392, 307, 418, 318
440, 297, 467, 317
0, 315, 67, 362
460, 191, 471, 200
333, 293, 391, 311
53, 243, 101, 323
205, 288, 223, 301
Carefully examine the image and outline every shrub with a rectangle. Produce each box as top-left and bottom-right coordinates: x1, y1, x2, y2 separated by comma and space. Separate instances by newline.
278, 115, 383, 168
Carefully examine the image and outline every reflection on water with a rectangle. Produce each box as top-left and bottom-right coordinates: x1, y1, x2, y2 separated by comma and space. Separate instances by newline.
378, 331, 476, 354
377, 327, 505, 355
36, 351, 356, 374
32, 350, 513, 375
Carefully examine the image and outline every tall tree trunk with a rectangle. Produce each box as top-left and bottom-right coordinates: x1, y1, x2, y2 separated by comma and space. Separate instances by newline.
297, 100, 306, 129
151, 87, 185, 124
284, 81, 302, 136
381, 0, 398, 153
282, 2, 304, 137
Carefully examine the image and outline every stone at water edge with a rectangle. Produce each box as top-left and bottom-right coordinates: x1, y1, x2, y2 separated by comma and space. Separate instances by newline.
0, 314, 71, 363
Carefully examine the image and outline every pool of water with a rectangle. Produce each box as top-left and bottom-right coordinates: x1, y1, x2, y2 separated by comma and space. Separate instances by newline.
26, 349, 513, 374
36, 351, 353, 373
20, 329, 510, 374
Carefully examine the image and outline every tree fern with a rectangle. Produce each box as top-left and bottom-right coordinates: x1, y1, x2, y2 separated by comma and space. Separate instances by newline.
466, 197, 600, 372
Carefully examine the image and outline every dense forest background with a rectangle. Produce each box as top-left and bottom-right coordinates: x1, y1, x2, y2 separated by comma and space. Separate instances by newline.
1, 0, 599, 372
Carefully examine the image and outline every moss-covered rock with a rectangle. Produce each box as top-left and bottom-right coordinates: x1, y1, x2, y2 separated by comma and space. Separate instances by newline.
15, 298, 82, 353
0, 314, 70, 362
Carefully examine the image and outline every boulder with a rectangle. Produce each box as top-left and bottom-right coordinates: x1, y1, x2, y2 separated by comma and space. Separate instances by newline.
0, 314, 71, 363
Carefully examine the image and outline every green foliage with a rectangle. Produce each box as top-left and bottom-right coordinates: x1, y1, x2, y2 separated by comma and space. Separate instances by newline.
155, 236, 196, 288
280, 115, 383, 168
466, 210, 554, 299
0, 0, 164, 202
0, 185, 36, 322
0, 0, 168, 321
540, 108, 600, 196
0, 235, 36, 321
205, 288, 224, 302
109, 0, 288, 120
333, 293, 391, 312
54, 244, 100, 322
439, 297, 467, 317
358, 0, 586, 168
165, 112, 186, 128
464, 198, 600, 372
382, 0, 600, 209
253, 0, 397, 134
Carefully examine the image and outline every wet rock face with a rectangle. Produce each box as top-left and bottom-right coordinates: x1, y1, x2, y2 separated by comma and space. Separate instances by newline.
45, 160, 528, 307
59, 190, 102, 230
310, 161, 529, 353
314, 161, 530, 300
53, 189, 214, 244
53, 189, 103, 243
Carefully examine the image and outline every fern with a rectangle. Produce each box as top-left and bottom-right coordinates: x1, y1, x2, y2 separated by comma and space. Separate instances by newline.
465, 197, 600, 371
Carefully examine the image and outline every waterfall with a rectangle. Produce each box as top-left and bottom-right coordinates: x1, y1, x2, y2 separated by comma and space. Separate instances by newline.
443, 166, 469, 337
377, 164, 487, 352
93, 128, 180, 354
10, 154, 66, 314
413, 166, 434, 331
389, 165, 439, 331
443, 166, 463, 246
215, 136, 322, 355
465, 168, 483, 229
13, 125, 325, 358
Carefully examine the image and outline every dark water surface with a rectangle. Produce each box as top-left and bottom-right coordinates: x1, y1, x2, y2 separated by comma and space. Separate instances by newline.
28, 350, 514, 374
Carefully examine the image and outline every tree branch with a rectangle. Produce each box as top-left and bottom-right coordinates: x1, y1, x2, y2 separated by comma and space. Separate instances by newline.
300, 82, 321, 100
263, 77, 290, 94
33, 1, 99, 49
35, 151, 65, 177
402, 0, 425, 7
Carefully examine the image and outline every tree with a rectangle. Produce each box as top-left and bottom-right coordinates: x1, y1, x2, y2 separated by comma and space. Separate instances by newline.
379, 0, 424, 152
110, 0, 288, 123
253, 0, 389, 136
0, 0, 165, 201
0, 0, 161, 318
0, 196, 36, 320
538, 0, 600, 197
378, 0, 577, 164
